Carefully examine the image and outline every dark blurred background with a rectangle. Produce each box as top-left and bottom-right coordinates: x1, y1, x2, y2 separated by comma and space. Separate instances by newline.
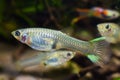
0, 0, 120, 80
0, 0, 119, 43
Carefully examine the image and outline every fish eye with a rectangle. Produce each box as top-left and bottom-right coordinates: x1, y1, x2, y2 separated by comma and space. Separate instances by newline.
15, 31, 20, 36
67, 52, 71, 56
105, 24, 110, 29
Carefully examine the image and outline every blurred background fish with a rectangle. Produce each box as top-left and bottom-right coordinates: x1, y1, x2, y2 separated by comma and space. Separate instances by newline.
97, 23, 120, 43
12, 28, 110, 66
72, 7, 120, 24
15, 50, 75, 70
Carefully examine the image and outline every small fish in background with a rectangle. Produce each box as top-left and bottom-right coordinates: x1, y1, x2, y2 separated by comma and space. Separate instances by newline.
97, 23, 120, 43
72, 7, 120, 24
12, 28, 111, 66
15, 50, 75, 69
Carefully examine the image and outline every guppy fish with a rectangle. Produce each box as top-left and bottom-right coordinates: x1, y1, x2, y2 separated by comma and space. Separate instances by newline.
72, 7, 120, 24
97, 23, 120, 43
12, 28, 110, 65
15, 50, 75, 69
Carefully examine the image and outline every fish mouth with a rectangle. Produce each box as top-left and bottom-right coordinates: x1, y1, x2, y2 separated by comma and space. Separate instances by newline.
96, 25, 103, 33
96, 24, 101, 29
11, 31, 15, 36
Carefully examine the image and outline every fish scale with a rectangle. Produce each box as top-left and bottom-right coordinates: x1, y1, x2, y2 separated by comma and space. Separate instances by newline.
28, 28, 93, 53
57, 34, 93, 53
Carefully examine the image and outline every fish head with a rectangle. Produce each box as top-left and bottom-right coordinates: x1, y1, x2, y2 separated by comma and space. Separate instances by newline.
11, 29, 30, 44
97, 23, 119, 37
60, 51, 76, 60
103, 10, 120, 19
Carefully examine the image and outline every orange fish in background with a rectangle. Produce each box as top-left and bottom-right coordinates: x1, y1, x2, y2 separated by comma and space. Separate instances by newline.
72, 7, 120, 24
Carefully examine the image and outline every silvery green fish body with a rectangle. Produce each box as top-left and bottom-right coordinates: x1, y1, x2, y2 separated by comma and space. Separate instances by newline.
16, 50, 75, 69
12, 28, 110, 65
12, 28, 94, 53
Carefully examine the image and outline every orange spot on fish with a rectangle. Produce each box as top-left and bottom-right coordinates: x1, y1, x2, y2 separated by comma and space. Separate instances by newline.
103, 10, 108, 15
93, 11, 101, 17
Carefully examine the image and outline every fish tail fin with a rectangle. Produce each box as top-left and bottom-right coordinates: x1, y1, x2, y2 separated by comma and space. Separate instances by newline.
71, 8, 90, 24
75, 8, 90, 16
88, 40, 111, 66
75, 8, 90, 13
71, 16, 87, 24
